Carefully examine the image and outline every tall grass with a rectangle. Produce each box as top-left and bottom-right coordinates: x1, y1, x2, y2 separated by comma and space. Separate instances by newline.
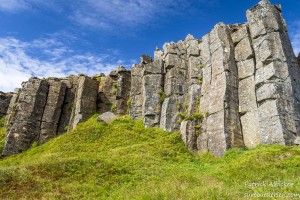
0, 115, 299, 199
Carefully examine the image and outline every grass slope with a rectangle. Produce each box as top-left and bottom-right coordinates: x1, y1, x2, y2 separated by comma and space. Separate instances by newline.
0, 115, 299, 199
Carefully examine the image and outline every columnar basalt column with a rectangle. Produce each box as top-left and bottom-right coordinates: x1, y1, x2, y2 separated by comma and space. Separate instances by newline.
2, 78, 49, 157
247, 0, 300, 145
39, 79, 66, 144
197, 23, 243, 157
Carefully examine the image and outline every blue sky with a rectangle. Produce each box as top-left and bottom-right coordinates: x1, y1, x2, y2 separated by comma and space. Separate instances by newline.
0, 0, 299, 92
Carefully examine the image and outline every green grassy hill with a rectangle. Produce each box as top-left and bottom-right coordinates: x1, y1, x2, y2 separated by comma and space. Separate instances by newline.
0, 116, 299, 199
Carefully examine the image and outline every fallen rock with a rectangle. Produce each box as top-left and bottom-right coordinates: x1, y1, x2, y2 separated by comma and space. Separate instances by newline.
97, 112, 117, 123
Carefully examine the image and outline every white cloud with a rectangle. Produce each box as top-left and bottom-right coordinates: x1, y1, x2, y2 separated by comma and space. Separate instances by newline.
0, 37, 132, 92
0, 0, 29, 12
71, 0, 192, 30
290, 21, 300, 56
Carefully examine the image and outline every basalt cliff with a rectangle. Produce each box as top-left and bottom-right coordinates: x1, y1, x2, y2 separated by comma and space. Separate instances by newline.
1, 0, 300, 157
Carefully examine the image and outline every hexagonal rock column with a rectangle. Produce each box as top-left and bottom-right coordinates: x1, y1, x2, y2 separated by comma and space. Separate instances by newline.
247, 0, 300, 145
115, 66, 131, 115
142, 60, 163, 127
57, 75, 79, 134
0, 92, 13, 119
4, 89, 21, 128
160, 41, 188, 132
2, 78, 49, 157
68, 76, 99, 131
197, 23, 243, 157
129, 64, 144, 120
38, 79, 66, 144
180, 34, 202, 151
230, 24, 261, 148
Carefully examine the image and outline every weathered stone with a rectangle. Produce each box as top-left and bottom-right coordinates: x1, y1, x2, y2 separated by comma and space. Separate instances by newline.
0, 92, 13, 119
129, 64, 144, 120
231, 24, 249, 44
237, 59, 255, 79
235, 38, 254, 62
198, 23, 243, 156
116, 69, 131, 115
164, 53, 181, 69
180, 120, 198, 150
69, 76, 99, 131
39, 79, 66, 144
142, 61, 163, 127
239, 76, 257, 113
140, 55, 153, 64
57, 76, 79, 134
240, 111, 261, 148
4, 89, 20, 128
2, 78, 49, 157
160, 96, 183, 132
97, 112, 117, 123
247, 0, 300, 145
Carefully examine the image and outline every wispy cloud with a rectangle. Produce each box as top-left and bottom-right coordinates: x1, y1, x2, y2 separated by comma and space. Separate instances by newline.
71, 0, 199, 30
0, 0, 29, 12
290, 21, 300, 56
0, 0, 212, 30
0, 36, 132, 92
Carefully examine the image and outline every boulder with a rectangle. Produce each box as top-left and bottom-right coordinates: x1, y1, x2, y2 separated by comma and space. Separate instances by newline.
97, 112, 117, 123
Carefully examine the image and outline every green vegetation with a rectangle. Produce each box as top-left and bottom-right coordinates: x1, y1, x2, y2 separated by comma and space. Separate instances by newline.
68, 103, 74, 111
159, 91, 167, 103
111, 103, 116, 112
127, 99, 131, 108
199, 63, 204, 68
0, 116, 5, 128
0, 116, 300, 199
0, 127, 6, 154
96, 77, 102, 82
198, 75, 203, 85
78, 73, 86, 76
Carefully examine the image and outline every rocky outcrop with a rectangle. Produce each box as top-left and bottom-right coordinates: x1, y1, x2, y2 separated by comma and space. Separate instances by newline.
2, 78, 49, 156
68, 76, 99, 131
97, 67, 131, 115
1, 0, 299, 157
129, 0, 300, 156
39, 79, 66, 144
1, 66, 131, 157
0, 92, 13, 119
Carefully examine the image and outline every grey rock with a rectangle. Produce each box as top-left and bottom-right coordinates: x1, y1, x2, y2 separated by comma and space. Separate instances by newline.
2, 78, 49, 157
39, 79, 66, 144
97, 112, 117, 123
0, 92, 13, 119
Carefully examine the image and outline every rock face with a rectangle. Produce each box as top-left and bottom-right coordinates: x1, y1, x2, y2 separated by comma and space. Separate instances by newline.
0, 92, 13, 119
128, 0, 300, 156
1, 0, 300, 157
2, 78, 49, 156
1, 66, 131, 157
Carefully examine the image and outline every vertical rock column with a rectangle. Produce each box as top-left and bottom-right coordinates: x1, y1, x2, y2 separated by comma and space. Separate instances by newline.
198, 23, 243, 157
129, 64, 144, 120
4, 89, 20, 128
68, 76, 99, 131
231, 24, 262, 148
180, 34, 202, 150
97, 72, 118, 114
57, 76, 79, 134
39, 79, 66, 144
247, 0, 300, 145
2, 78, 49, 157
160, 41, 188, 132
142, 60, 164, 127
115, 66, 131, 115
0, 92, 13, 119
